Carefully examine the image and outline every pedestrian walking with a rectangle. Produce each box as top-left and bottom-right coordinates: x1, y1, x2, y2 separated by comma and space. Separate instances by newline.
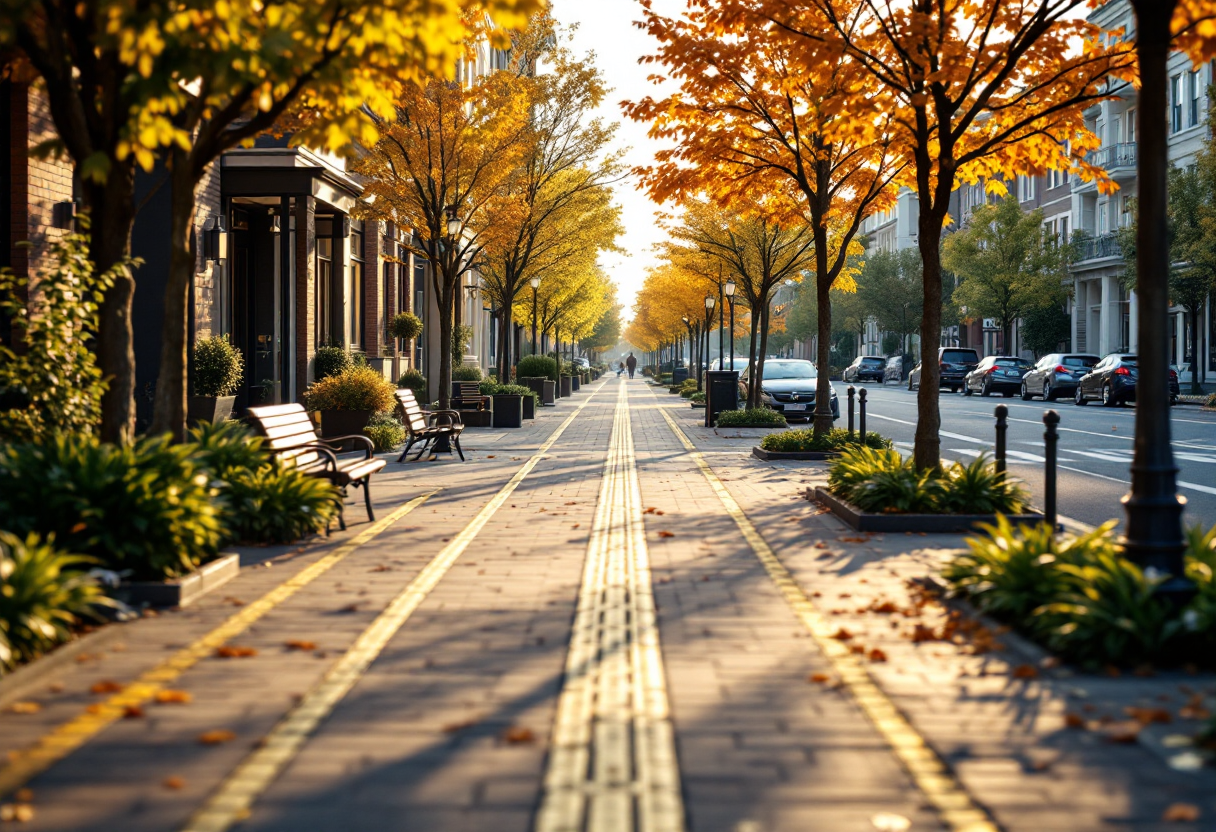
617, 361, 625, 378
625, 353, 637, 379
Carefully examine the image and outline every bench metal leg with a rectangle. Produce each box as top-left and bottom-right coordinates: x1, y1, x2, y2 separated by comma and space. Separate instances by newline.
397, 437, 417, 463
361, 478, 375, 522
452, 433, 465, 462
412, 436, 433, 461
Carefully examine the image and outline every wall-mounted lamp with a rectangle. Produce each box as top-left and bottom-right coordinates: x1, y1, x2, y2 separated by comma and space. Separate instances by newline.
203, 216, 229, 263
52, 200, 80, 230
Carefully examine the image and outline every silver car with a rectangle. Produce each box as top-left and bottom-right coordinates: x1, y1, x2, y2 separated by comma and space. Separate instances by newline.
740, 359, 839, 421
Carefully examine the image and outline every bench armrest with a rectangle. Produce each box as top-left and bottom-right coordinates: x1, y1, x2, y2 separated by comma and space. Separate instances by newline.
278, 443, 341, 474
317, 434, 376, 459
428, 409, 464, 427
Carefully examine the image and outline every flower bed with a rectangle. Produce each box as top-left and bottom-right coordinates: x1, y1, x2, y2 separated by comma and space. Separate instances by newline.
715, 407, 786, 428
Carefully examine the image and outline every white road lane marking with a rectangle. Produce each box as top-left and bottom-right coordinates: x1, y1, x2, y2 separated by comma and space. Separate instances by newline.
1180, 480, 1216, 496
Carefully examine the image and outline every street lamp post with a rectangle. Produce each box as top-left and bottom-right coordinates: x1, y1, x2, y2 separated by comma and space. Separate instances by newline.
718, 275, 725, 370
724, 278, 737, 371
530, 276, 540, 357
704, 294, 716, 388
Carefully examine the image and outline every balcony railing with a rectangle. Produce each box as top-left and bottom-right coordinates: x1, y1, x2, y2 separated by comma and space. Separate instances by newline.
1086, 142, 1137, 172
1075, 233, 1122, 262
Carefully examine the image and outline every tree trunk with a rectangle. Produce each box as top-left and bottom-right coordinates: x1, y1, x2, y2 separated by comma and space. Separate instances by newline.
86, 166, 138, 444
1124, 0, 1186, 576
436, 269, 455, 410
498, 294, 513, 380
746, 305, 759, 405
813, 227, 834, 435
149, 151, 197, 442
1189, 305, 1201, 394
914, 214, 947, 471
754, 298, 771, 410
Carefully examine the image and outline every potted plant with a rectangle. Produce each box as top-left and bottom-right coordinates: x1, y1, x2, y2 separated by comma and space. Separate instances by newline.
387, 312, 423, 344
314, 345, 352, 380
450, 365, 482, 398
516, 356, 557, 406
486, 384, 528, 428
397, 368, 427, 401
304, 365, 396, 438
189, 335, 244, 424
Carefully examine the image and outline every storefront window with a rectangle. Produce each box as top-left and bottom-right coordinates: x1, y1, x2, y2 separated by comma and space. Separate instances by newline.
349, 220, 364, 351
316, 237, 332, 346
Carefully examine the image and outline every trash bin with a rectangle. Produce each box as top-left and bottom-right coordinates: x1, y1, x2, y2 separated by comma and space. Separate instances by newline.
705, 370, 740, 427
672, 367, 689, 384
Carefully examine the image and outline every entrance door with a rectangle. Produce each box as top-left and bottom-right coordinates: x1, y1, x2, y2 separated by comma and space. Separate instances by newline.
231, 206, 283, 411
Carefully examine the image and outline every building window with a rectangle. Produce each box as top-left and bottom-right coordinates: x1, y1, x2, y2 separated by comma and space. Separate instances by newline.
1018, 175, 1035, 203
349, 220, 364, 351
1127, 108, 1136, 143
1171, 74, 1183, 132
316, 237, 333, 347
1191, 68, 1202, 127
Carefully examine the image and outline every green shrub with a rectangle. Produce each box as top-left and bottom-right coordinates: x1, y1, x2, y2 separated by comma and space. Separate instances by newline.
0, 435, 223, 580
1206, 392, 1216, 409
938, 455, 1026, 514
192, 334, 244, 397
851, 467, 945, 513
1185, 524, 1216, 640
760, 428, 891, 453
304, 366, 396, 412
827, 446, 908, 501
827, 448, 1025, 515
0, 531, 109, 671
659, 373, 673, 384
517, 355, 557, 381
642, 366, 655, 377
0, 229, 117, 444
478, 382, 538, 401
363, 412, 406, 451
397, 369, 427, 399
388, 312, 423, 342
689, 391, 706, 403
452, 366, 483, 382
314, 345, 352, 380
217, 464, 340, 544
190, 420, 269, 475
451, 324, 475, 364
715, 407, 786, 428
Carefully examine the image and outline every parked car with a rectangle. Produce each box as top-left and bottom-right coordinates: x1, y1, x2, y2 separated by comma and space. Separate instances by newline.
963, 355, 1033, 397
740, 359, 839, 421
1073, 354, 1180, 406
842, 355, 885, 383
908, 347, 980, 392
1020, 353, 1099, 401
573, 357, 590, 370
883, 354, 913, 385
709, 356, 749, 373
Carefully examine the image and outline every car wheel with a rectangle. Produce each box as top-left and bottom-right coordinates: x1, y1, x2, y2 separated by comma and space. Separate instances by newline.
1101, 384, 1115, 407
980, 379, 991, 397
908, 380, 914, 391
1074, 387, 1087, 406
963, 383, 973, 397
1043, 383, 1054, 401
1020, 383, 1032, 401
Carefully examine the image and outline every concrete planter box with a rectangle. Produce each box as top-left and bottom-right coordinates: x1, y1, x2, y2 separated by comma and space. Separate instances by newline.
522, 395, 536, 420
319, 409, 372, 439
114, 553, 240, 608
571, 375, 581, 392
458, 408, 493, 428
188, 395, 236, 425
691, 401, 706, 409
812, 487, 1044, 533
560, 376, 573, 397
752, 447, 840, 461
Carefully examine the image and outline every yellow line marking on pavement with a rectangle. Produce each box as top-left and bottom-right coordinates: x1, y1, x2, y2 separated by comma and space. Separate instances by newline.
181, 386, 605, 832
0, 490, 437, 800
537, 382, 684, 832
658, 406, 1001, 832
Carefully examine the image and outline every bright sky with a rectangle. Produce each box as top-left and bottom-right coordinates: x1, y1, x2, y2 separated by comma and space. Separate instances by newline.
552, 0, 683, 325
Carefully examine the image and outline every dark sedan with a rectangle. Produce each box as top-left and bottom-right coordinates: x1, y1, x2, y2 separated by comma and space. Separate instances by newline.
1073, 355, 1181, 406
963, 355, 1033, 397
842, 355, 886, 384
1021, 353, 1099, 401
909, 347, 981, 392
741, 359, 839, 421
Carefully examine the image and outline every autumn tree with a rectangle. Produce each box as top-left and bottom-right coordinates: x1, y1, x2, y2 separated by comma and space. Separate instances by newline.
628, 0, 902, 433
477, 21, 625, 380
943, 197, 1070, 355
356, 67, 531, 409
0, 0, 538, 443
747, 0, 1134, 468
666, 200, 816, 407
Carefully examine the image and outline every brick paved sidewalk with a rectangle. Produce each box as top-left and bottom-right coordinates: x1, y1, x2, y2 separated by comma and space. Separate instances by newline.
1, 376, 1211, 832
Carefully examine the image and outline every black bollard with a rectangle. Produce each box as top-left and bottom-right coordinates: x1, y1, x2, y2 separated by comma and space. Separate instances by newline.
858, 388, 867, 445
1043, 410, 1060, 532
994, 405, 1008, 475
847, 386, 856, 441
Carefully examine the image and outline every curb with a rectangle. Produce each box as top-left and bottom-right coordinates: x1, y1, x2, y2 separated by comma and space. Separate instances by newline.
811, 486, 1044, 533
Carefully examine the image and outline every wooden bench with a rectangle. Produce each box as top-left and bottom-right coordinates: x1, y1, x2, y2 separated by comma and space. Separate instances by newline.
394, 389, 466, 462
451, 381, 490, 411
245, 403, 386, 531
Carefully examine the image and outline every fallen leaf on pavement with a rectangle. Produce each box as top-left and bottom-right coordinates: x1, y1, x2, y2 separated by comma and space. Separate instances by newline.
285, 640, 317, 652
868, 649, 888, 662
814, 542, 829, 549
90, 680, 123, 694
6, 702, 41, 715
808, 673, 831, 684
197, 730, 236, 745
830, 628, 854, 640
849, 644, 866, 654
1125, 706, 1172, 724
163, 777, 185, 790
0, 804, 34, 822
502, 727, 535, 744
155, 690, 192, 704
657, 531, 675, 538
1102, 722, 1141, 744
1162, 803, 1200, 822
1011, 664, 1039, 680
572, 523, 580, 529
1064, 713, 1087, 729
486, 455, 495, 459
215, 646, 258, 658
122, 705, 144, 719
839, 536, 868, 543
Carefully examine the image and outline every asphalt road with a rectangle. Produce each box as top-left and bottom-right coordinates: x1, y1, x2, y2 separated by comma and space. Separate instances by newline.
841, 382, 1216, 532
